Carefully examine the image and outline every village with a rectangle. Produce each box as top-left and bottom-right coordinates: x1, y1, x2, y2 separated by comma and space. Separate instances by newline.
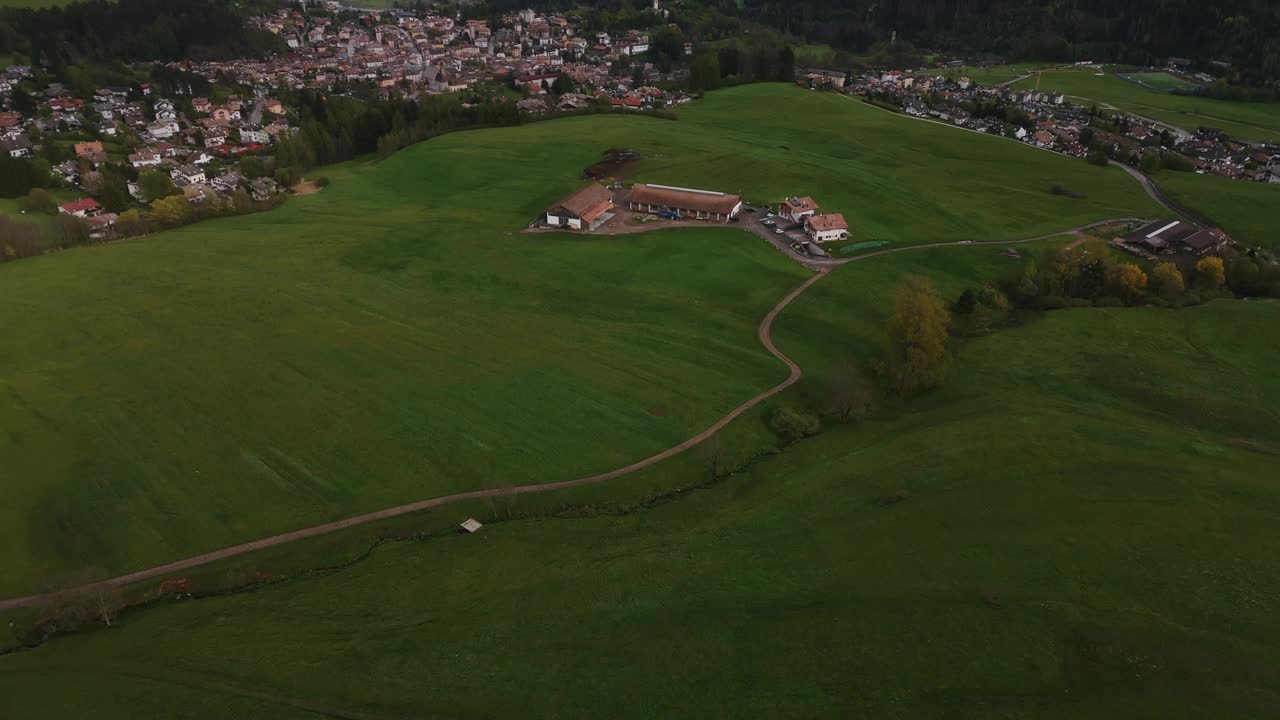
823, 66, 1280, 185
0, 3, 692, 240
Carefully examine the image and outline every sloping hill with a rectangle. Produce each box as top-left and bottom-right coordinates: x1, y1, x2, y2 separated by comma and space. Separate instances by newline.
0, 84, 1161, 597
4, 251, 1276, 717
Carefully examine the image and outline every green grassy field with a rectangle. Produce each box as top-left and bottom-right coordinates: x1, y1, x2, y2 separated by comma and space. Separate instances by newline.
0, 84, 1164, 598
1011, 69, 1280, 142
1153, 172, 1280, 250
941, 62, 1045, 86
3, 241, 1277, 718
1121, 71, 1200, 92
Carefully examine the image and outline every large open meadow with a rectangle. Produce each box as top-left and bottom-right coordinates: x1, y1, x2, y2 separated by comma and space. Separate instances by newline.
1010, 69, 1280, 142
3, 239, 1277, 718
1154, 171, 1280, 250
0, 83, 1162, 597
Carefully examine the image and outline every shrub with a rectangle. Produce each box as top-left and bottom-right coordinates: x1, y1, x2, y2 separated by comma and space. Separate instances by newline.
313, 176, 331, 188
1093, 295, 1123, 307
1068, 297, 1093, 308
769, 406, 821, 446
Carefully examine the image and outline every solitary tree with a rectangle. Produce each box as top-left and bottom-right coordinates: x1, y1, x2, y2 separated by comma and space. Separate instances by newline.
1150, 262, 1185, 301
885, 275, 951, 396
817, 359, 877, 422
1195, 256, 1226, 290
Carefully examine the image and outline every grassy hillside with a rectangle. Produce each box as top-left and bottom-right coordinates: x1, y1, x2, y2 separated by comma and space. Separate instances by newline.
1010, 69, 1280, 142
0, 84, 1162, 597
1153, 171, 1280, 250
4, 248, 1276, 717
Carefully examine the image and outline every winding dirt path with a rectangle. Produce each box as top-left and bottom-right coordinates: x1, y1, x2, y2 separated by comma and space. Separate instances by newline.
0, 213, 1153, 612
0, 270, 828, 612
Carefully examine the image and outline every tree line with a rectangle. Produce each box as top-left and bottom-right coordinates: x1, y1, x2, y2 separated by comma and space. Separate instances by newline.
0, 0, 283, 67
704, 0, 1280, 89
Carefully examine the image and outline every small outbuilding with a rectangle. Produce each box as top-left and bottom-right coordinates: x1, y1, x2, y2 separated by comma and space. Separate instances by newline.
545, 182, 614, 231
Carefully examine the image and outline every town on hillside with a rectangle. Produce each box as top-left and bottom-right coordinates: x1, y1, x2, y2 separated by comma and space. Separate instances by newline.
0, 3, 692, 247
819, 64, 1280, 185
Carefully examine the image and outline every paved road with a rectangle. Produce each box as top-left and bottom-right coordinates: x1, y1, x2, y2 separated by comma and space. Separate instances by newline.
1108, 162, 1196, 221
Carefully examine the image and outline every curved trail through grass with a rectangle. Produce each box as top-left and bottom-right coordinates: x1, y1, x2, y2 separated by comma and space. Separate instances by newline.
0, 212, 1156, 612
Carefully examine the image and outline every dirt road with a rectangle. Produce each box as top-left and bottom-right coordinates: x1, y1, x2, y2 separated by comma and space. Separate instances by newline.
0, 269, 829, 611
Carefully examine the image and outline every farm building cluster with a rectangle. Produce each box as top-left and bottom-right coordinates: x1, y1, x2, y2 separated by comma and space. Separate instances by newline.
542, 183, 851, 256
1116, 219, 1231, 259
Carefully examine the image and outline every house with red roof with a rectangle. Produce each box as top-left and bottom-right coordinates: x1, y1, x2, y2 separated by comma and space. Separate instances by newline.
59, 198, 103, 217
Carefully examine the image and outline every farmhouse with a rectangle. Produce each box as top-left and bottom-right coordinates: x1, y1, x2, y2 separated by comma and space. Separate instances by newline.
1122, 220, 1230, 256
804, 213, 850, 243
545, 182, 613, 230
626, 184, 742, 221
779, 196, 819, 222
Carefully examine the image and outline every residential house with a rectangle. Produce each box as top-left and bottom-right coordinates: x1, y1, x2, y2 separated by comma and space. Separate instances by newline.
171, 164, 207, 185
239, 125, 270, 144
128, 149, 163, 168
59, 198, 103, 217
74, 141, 109, 164
0, 135, 32, 158
804, 213, 849, 243
204, 128, 228, 147
779, 196, 819, 222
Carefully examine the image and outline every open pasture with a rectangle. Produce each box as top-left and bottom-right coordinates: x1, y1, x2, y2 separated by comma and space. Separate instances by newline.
4, 242, 1278, 718
0, 84, 1162, 596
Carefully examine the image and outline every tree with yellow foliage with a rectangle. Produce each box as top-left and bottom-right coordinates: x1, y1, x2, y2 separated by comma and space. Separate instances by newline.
1106, 263, 1148, 304
150, 195, 192, 227
1195, 256, 1226, 290
1149, 262, 1185, 301
885, 275, 951, 396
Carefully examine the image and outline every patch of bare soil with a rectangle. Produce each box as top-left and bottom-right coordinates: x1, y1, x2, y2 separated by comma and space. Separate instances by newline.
584, 148, 641, 182
291, 179, 322, 195
647, 407, 672, 417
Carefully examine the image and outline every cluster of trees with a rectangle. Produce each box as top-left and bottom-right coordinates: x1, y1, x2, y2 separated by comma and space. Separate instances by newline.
991, 240, 1234, 312
0, 154, 52, 199
713, 0, 1280, 89
0, 0, 283, 67
689, 44, 796, 92
0, 214, 90, 262
271, 91, 523, 182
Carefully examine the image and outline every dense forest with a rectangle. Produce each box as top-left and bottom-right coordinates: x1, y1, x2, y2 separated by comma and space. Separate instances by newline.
711, 0, 1280, 85
0, 0, 283, 67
